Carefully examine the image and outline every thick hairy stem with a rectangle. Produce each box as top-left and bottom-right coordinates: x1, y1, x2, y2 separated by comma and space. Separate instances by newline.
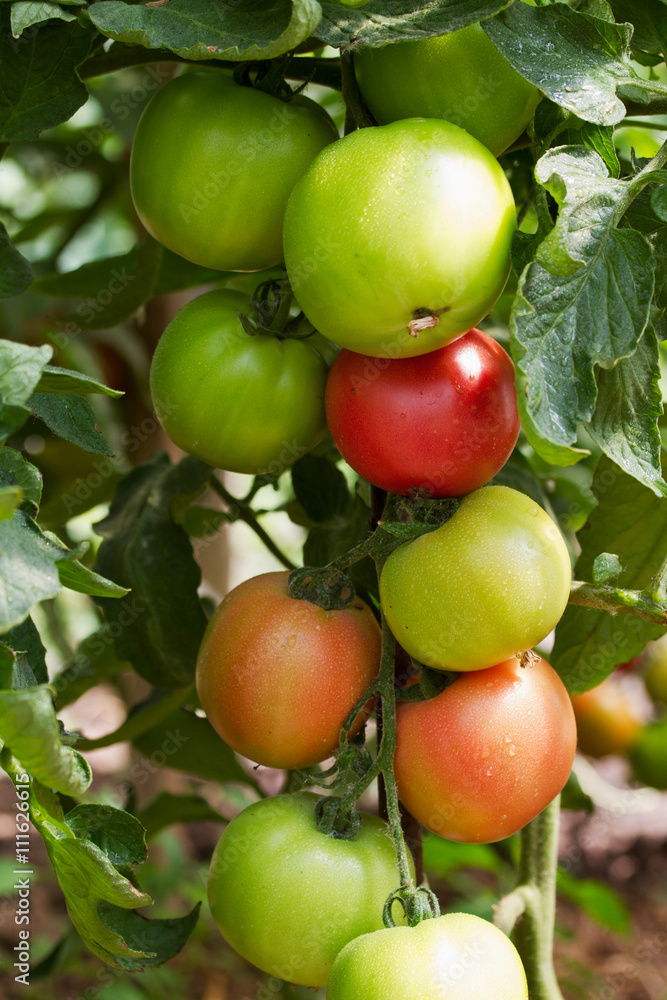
503, 798, 564, 1000
568, 581, 667, 625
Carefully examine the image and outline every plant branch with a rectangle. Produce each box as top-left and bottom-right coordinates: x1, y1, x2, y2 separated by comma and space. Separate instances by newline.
210, 475, 296, 571
568, 580, 667, 625
509, 797, 564, 1000
78, 44, 342, 89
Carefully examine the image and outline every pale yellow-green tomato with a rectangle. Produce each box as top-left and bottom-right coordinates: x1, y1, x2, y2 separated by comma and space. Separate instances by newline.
380, 485, 572, 671
327, 913, 528, 1000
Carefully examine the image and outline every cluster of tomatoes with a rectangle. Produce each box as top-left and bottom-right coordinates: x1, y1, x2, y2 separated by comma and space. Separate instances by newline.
132, 24, 574, 998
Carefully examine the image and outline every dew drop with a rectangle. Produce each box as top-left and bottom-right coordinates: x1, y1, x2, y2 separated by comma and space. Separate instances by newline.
487, 766, 494, 776
509, 745, 517, 756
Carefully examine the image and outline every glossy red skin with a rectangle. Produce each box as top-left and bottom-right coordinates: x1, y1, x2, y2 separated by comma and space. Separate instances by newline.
195, 572, 381, 769
325, 330, 520, 497
394, 656, 576, 843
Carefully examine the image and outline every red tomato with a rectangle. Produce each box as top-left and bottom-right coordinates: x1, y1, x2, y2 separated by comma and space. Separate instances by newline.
195, 571, 381, 769
394, 656, 576, 843
325, 330, 520, 497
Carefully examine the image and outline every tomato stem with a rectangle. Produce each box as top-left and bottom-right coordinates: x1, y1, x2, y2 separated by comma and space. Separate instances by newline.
209, 476, 296, 570
340, 50, 375, 134
569, 580, 667, 625
494, 797, 564, 1000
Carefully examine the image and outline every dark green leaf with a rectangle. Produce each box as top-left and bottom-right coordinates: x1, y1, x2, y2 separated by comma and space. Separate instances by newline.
59, 238, 163, 331
65, 805, 147, 868
609, 0, 667, 57
0, 11, 92, 140
153, 248, 228, 296
89, 0, 321, 61
317, 0, 511, 48
0, 686, 92, 793
552, 457, 667, 693
28, 392, 114, 456
96, 901, 201, 972
0, 221, 33, 298
36, 365, 123, 398
94, 454, 209, 688
0, 510, 62, 632
2, 615, 47, 685
10, 2, 77, 35
292, 454, 351, 523
136, 791, 225, 838
589, 326, 667, 496
0, 448, 43, 507
51, 627, 129, 710
304, 494, 377, 600
483, 4, 631, 126
132, 706, 252, 786
511, 147, 657, 475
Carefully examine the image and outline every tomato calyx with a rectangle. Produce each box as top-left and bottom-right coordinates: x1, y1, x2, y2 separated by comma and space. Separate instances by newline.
383, 883, 441, 928
238, 274, 318, 342
395, 665, 459, 703
407, 306, 450, 339
288, 566, 357, 610
315, 794, 362, 840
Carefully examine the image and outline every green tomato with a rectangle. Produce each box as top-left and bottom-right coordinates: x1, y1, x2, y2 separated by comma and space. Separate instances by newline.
327, 913, 527, 1000
629, 718, 667, 789
207, 793, 412, 987
130, 71, 338, 272
283, 119, 516, 359
149, 289, 327, 474
380, 485, 572, 671
355, 24, 541, 157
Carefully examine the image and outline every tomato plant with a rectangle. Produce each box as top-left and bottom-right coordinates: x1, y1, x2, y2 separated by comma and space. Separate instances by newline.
327, 912, 528, 1000
354, 23, 541, 157
207, 793, 412, 987
380, 486, 572, 671
394, 656, 576, 843
4, 4, 667, 998
130, 71, 338, 272
570, 677, 644, 758
196, 570, 380, 769
283, 119, 516, 359
150, 288, 328, 474
325, 330, 520, 497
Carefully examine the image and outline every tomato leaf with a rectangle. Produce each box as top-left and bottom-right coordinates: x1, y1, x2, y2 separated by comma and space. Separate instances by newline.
0, 449, 42, 510
94, 453, 210, 689
88, 0, 321, 61
65, 804, 147, 868
316, 0, 511, 47
511, 146, 666, 493
609, 0, 667, 58
0, 221, 33, 298
552, 456, 667, 693
0, 686, 92, 794
0, 10, 92, 140
292, 454, 351, 523
0, 511, 63, 633
35, 365, 123, 398
136, 792, 226, 839
132, 706, 254, 787
28, 392, 114, 457
483, 4, 632, 126
10, 2, 78, 36
1, 615, 47, 686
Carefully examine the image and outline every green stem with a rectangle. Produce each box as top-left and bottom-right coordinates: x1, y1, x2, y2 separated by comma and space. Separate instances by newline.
568, 580, 667, 625
376, 619, 413, 891
78, 45, 342, 89
340, 49, 374, 133
495, 798, 563, 1000
210, 476, 296, 571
